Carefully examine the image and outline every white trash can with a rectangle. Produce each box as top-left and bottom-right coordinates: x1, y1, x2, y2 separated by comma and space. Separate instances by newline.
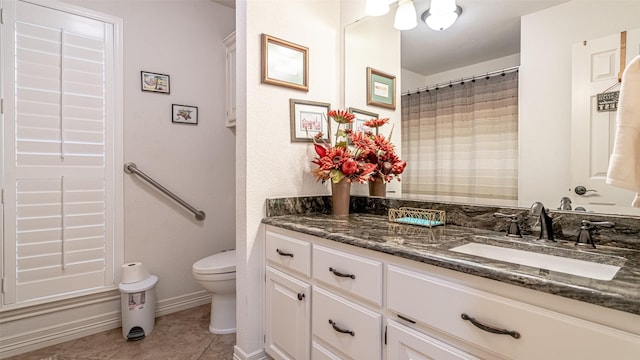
119, 274, 158, 340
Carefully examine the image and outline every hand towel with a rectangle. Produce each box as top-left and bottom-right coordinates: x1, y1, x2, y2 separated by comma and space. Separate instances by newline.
606, 55, 640, 207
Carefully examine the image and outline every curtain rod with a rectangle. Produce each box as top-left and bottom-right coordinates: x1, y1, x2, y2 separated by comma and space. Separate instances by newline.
401, 66, 519, 96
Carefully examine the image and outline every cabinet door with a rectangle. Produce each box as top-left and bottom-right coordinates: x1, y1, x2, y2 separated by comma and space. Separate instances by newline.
265, 267, 311, 360
387, 320, 480, 360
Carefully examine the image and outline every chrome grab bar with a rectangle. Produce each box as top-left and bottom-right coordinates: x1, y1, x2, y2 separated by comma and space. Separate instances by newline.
124, 162, 206, 221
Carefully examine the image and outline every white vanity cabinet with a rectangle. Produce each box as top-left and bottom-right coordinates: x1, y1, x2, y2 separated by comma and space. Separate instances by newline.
265, 230, 312, 360
387, 264, 640, 360
264, 225, 640, 360
265, 227, 384, 360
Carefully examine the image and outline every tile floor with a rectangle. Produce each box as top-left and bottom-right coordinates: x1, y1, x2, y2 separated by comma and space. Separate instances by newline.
6, 304, 236, 360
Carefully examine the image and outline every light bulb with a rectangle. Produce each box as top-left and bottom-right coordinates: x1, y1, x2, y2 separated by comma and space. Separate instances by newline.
394, 0, 417, 31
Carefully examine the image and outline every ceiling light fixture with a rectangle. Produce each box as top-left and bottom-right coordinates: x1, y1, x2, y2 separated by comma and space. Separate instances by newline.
365, 0, 390, 17
422, 2, 462, 31
393, 0, 418, 30
429, 0, 456, 16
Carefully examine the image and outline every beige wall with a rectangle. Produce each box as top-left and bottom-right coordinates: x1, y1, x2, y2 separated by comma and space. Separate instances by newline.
1, 1, 235, 356
519, 0, 640, 208
67, 0, 236, 302
344, 10, 402, 197
235, 0, 343, 356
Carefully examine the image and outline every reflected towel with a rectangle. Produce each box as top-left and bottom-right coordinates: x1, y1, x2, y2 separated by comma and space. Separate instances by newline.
606, 55, 640, 207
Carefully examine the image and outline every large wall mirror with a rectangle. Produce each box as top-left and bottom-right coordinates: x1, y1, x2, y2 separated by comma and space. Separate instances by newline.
345, 0, 640, 217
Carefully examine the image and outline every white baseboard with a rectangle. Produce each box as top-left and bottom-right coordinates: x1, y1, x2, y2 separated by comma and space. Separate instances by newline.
233, 345, 269, 360
155, 290, 211, 317
0, 290, 212, 359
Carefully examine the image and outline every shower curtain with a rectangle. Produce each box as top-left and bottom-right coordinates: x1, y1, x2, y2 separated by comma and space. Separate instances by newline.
401, 71, 519, 203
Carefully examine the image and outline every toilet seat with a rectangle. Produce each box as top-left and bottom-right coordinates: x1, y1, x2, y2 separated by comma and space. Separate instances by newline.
193, 250, 236, 275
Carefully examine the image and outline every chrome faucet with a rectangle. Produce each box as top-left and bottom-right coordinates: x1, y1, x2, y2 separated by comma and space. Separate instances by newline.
576, 220, 615, 248
530, 202, 555, 241
493, 213, 522, 238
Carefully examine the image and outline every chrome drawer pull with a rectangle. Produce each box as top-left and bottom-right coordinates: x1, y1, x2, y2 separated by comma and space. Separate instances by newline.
276, 248, 294, 257
328, 319, 355, 336
461, 313, 521, 339
329, 267, 356, 279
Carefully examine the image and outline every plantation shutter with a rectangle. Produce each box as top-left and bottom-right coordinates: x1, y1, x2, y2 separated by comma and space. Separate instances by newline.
3, 1, 117, 304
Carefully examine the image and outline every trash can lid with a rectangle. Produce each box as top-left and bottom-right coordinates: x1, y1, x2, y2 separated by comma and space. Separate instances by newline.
119, 274, 158, 293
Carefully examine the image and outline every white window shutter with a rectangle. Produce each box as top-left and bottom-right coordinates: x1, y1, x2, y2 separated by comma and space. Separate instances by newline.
3, 0, 119, 304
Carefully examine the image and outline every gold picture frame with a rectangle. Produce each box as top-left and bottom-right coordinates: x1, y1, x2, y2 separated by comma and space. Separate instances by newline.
366, 67, 396, 109
261, 34, 309, 92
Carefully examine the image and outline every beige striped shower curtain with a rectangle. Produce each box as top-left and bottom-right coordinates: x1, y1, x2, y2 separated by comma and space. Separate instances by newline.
401, 72, 518, 203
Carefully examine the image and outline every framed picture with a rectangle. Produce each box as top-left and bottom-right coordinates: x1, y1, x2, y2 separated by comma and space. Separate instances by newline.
348, 107, 379, 134
262, 34, 309, 92
366, 67, 396, 109
141, 71, 170, 94
289, 99, 330, 142
172, 104, 198, 125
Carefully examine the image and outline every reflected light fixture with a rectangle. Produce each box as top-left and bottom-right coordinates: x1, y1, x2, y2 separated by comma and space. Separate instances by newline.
422, 0, 462, 31
430, 0, 455, 16
365, 0, 390, 16
394, 0, 418, 30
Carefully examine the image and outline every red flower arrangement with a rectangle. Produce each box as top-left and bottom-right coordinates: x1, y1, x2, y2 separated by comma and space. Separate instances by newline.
360, 117, 407, 183
311, 110, 377, 184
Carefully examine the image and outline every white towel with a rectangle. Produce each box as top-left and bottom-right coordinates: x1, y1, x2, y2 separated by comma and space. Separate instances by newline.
606, 55, 640, 207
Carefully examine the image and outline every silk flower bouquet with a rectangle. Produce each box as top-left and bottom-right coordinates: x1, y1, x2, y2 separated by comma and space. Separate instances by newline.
311, 110, 406, 184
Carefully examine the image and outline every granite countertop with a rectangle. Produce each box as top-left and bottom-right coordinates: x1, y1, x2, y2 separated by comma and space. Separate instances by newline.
262, 213, 640, 316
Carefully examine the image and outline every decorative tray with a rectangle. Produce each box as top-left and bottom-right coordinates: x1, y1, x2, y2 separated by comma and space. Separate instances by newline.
388, 207, 446, 228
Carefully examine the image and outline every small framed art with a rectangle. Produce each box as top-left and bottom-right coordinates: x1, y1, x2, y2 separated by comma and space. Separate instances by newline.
172, 104, 198, 125
289, 99, 330, 142
141, 71, 170, 94
348, 107, 379, 134
366, 67, 396, 109
262, 34, 309, 92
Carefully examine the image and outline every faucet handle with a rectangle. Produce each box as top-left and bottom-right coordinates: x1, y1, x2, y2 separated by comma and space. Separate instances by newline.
576, 220, 615, 248
493, 213, 522, 238
581, 220, 615, 228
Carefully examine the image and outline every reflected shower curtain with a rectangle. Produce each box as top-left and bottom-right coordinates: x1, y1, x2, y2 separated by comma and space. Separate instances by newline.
401, 72, 518, 202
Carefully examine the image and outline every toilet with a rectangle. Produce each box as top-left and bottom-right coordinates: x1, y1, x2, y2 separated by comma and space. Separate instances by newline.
192, 249, 236, 334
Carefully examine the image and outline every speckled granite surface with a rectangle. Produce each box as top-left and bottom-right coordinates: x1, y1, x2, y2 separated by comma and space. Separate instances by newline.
266, 196, 640, 249
263, 197, 640, 316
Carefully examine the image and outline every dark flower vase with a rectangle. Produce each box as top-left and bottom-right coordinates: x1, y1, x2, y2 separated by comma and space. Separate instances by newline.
331, 179, 351, 216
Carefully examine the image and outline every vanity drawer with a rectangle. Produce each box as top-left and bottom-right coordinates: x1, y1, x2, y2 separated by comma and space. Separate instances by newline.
311, 341, 342, 360
387, 265, 640, 360
312, 244, 383, 305
266, 230, 311, 277
312, 287, 382, 360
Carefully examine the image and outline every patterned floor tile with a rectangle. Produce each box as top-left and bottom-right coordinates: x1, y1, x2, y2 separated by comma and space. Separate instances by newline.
6, 304, 235, 360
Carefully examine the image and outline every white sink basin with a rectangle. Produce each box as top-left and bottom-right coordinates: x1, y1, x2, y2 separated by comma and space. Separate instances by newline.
450, 242, 622, 281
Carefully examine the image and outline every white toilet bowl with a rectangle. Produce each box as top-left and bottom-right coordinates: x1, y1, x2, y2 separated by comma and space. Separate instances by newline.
192, 249, 236, 334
